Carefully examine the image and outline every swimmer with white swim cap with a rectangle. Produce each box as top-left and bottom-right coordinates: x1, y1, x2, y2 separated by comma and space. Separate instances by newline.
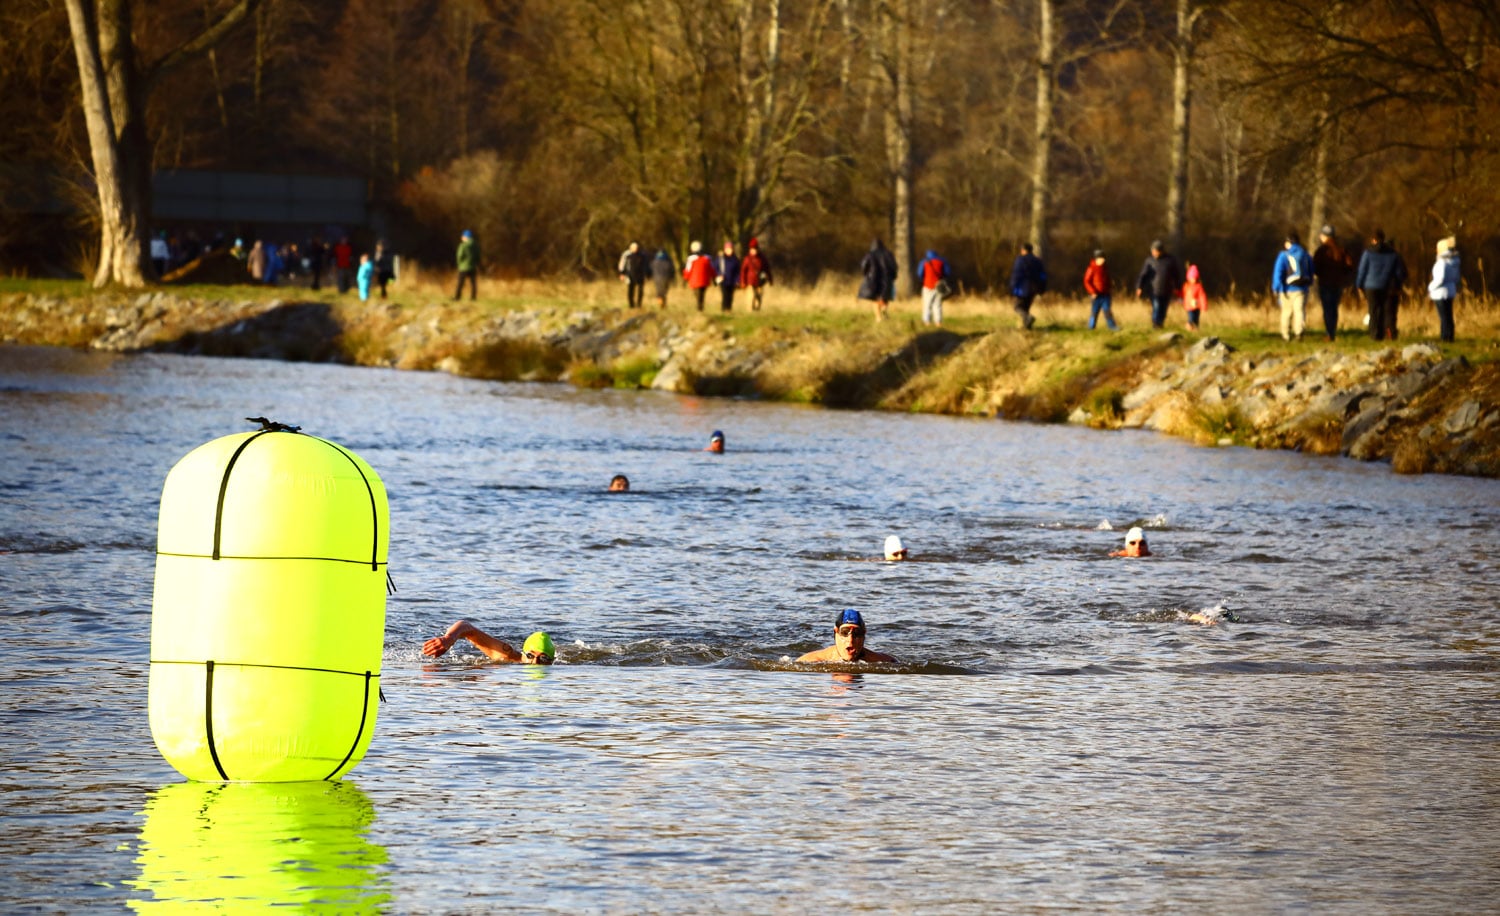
424, 621, 556, 664
1110, 526, 1152, 558
883, 535, 909, 560
797, 609, 898, 664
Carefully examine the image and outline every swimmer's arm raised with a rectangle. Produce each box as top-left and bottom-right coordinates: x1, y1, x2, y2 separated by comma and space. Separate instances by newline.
422, 620, 522, 662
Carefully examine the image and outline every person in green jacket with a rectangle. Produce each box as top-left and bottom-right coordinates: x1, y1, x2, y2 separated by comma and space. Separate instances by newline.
454, 229, 479, 300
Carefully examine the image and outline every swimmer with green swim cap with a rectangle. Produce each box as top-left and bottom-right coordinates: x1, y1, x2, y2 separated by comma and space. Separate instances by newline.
796, 609, 898, 664
423, 620, 556, 664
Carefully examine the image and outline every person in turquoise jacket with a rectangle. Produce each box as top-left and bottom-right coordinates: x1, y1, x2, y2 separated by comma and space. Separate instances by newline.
356, 253, 374, 301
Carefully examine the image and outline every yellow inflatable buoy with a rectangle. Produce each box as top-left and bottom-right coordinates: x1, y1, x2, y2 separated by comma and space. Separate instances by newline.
150, 421, 389, 782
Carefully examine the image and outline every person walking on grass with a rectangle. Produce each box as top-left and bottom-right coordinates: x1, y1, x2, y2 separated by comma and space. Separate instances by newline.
1312, 225, 1355, 341
1355, 229, 1405, 342
1272, 231, 1315, 341
858, 239, 898, 321
651, 249, 675, 308
714, 241, 741, 312
683, 241, 718, 311
1010, 243, 1047, 330
740, 238, 772, 311
1136, 240, 1182, 330
1427, 236, 1461, 343
454, 230, 479, 300
917, 249, 952, 326
1182, 263, 1207, 331
1083, 249, 1118, 331
618, 241, 650, 309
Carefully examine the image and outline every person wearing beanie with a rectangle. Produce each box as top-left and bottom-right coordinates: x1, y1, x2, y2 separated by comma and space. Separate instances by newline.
797, 609, 899, 664
423, 621, 556, 664
650, 249, 676, 308
1136, 240, 1182, 329
454, 229, 479, 301
1312, 225, 1355, 340
1083, 249, 1118, 331
1427, 236, 1461, 343
739, 237, 773, 311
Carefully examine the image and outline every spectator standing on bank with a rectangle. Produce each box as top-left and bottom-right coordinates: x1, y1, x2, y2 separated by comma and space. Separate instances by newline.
306, 237, 327, 291
1136, 240, 1182, 330
150, 231, 170, 279
1182, 263, 1207, 331
651, 249, 675, 308
1355, 229, 1405, 341
683, 241, 718, 311
1272, 231, 1315, 341
356, 253, 374, 301
372, 241, 394, 298
1010, 242, 1047, 330
713, 241, 741, 312
916, 249, 951, 326
248, 240, 267, 282
1427, 236, 1461, 343
334, 237, 354, 294
740, 238, 772, 311
858, 239, 898, 321
454, 230, 479, 300
618, 241, 650, 309
1312, 225, 1355, 341
1083, 249, 1118, 331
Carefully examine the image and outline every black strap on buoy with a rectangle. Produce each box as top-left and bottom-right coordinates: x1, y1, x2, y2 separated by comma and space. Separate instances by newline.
213, 430, 276, 561
204, 660, 230, 780
325, 671, 375, 781
316, 437, 382, 571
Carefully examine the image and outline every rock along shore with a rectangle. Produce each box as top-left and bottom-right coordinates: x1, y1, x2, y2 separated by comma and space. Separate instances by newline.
3, 290, 1497, 478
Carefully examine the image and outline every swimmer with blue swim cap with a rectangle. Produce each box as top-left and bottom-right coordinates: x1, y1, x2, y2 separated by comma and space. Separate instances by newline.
705, 430, 725, 453
796, 609, 898, 664
423, 620, 556, 664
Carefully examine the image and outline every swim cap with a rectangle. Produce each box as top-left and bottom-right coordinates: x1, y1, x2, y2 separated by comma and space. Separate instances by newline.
835, 608, 865, 629
884, 535, 906, 560
710, 430, 724, 441
522, 632, 555, 658
1125, 526, 1146, 544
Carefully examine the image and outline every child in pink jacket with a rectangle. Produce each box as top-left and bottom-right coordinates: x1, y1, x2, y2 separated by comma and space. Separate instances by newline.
1182, 263, 1207, 330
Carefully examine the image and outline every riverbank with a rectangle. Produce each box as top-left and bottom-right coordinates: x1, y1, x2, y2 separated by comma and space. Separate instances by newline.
3, 283, 1497, 477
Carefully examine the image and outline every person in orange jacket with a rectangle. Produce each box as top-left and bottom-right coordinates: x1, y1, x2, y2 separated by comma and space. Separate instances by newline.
682, 240, 718, 311
1083, 249, 1118, 331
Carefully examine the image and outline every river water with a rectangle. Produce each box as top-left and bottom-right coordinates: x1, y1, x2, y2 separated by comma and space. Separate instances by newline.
2, 344, 1498, 912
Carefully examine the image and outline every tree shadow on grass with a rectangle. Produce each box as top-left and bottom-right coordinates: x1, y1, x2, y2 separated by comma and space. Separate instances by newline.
151, 301, 349, 362
819, 329, 973, 408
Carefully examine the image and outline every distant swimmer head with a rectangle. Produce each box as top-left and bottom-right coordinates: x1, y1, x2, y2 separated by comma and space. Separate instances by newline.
883, 535, 908, 560
1116, 526, 1151, 558
706, 430, 725, 452
609, 474, 630, 492
521, 631, 555, 665
1126, 526, 1145, 545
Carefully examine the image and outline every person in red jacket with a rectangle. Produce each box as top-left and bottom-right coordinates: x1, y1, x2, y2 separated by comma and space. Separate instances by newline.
682, 241, 718, 311
1083, 249, 1117, 330
739, 238, 773, 311
1181, 262, 1207, 331
333, 237, 354, 294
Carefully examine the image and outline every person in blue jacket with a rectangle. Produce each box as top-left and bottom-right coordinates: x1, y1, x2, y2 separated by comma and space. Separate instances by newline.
1354, 229, 1407, 341
1009, 243, 1047, 330
713, 241, 741, 312
356, 253, 374, 302
1272, 230, 1315, 341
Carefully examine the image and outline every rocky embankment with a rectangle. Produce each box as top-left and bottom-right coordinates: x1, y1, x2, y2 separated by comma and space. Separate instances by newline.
3, 290, 1496, 477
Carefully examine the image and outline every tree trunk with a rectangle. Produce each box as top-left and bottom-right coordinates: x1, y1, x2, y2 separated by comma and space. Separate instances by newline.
1307, 94, 1331, 245
1028, 0, 1055, 259
883, 0, 915, 296
1165, 0, 1197, 254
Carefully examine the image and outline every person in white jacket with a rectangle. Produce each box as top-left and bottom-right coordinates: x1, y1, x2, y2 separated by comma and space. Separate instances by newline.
1427, 236, 1461, 343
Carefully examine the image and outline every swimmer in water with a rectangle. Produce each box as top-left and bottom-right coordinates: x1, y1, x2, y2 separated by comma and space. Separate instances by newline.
884, 534, 909, 560
1110, 526, 1152, 558
423, 621, 555, 664
609, 474, 630, 492
705, 430, 725, 453
796, 609, 898, 664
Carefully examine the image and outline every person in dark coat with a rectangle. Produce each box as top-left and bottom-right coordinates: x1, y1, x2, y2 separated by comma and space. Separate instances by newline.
1354, 229, 1406, 341
858, 239, 898, 320
1136, 240, 1183, 329
713, 241, 741, 312
1312, 225, 1354, 341
740, 238, 773, 311
372, 241, 395, 298
1009, 242, 1047, 330
618, 242, 651, 308
650, 249, 676, 308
